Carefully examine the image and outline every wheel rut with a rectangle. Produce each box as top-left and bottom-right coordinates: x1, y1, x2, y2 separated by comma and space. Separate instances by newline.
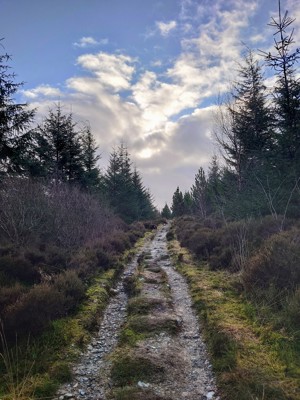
55, 224, 219, 400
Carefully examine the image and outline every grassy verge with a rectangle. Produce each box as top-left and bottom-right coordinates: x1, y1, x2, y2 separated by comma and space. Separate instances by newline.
0, 234, 152, 400
167, 231, 300, 400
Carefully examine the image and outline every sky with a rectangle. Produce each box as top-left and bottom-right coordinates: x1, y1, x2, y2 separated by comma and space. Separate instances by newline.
1, 0, 300, 209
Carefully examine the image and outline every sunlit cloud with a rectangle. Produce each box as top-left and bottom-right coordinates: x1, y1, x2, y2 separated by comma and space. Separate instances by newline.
156, 20, 177, 37
73, 36, 108, 48
21, 0, 291, 208
22, 85, 62, 99
75, 52, 136, 91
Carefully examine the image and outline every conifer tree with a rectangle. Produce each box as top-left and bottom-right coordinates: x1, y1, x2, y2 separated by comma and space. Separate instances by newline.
34, 105, 84, 182
161, 203, 172, 219
171, 187, 184, 217
216, 50, 272, 190
183, 191, 193, 215
104, 144, 155, 222
262, 0, 300, 165
0, 46, 35, 176
191, 167, 208, 218
81, 125, 101, 189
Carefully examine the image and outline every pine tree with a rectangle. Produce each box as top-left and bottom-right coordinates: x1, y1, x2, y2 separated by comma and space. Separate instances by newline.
81, 125, 101, 189
34, 105, 84, 182
104, 144, 155, 222
206, 155, 223, 215
262, 0, 300, 165
183, 191, 193, 215
0, 46, 35, 176
171, 187, 184, 217
191, 167, 208, 218
161, 203, 172, 219
215, 50, 272, 190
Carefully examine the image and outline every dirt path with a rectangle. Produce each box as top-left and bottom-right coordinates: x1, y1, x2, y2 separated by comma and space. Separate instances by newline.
55, 224, 219, 400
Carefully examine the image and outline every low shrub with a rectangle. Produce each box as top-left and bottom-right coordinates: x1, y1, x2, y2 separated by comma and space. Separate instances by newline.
242, 229, 300, 292
0, 283, 28, 315
4, 283, 67, 338
53, 270, 85, 310
0, 255, 40, 285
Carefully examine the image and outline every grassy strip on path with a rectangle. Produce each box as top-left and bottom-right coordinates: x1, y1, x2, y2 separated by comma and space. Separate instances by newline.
0, 232, 154, 400
167, 233, 300, 400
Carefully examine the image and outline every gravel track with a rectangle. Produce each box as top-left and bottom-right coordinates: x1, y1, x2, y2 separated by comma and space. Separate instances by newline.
55, 225, 219, 400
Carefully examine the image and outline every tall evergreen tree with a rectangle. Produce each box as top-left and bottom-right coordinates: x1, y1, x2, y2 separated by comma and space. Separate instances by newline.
104, 144, 155, 222
0, 46, 35, 176
161, 203, 172, 219
81, 125, 101, 189
191, 167, 208, 218
263, 0, 300, 165
34, 105, 84, 182
216, 50, 273, 190
183, 191, 193, 215
171, 187, 184, 217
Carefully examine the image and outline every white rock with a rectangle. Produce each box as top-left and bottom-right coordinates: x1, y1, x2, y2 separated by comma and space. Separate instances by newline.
206, 391, 215, 399
137, 381, 150, 388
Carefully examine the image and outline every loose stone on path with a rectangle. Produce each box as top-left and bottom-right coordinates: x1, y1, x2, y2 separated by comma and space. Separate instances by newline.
54, 225, 220, 400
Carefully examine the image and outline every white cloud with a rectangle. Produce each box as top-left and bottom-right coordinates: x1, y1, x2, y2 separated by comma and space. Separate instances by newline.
22, 0, 275, 208
22, 85, 62, 99
73, 36, 108, 48
156, 20, 177, 37
75, 52, 136, 91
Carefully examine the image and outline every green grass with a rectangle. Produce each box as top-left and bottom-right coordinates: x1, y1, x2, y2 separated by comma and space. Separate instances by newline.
168, 234, 300, 400
110, 349, 165, 387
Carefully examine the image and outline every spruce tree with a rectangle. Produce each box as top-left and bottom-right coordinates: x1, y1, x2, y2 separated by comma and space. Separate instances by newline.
216, 50, 273, 190
262, 0, 300, 165
161, 203, 172, 219
34, 105, 84, 182
0, 46, 35, 176
81, 125, 101, 189
191, 167, 208, 218
104, 144, 155, 222
171, 187, 184, 217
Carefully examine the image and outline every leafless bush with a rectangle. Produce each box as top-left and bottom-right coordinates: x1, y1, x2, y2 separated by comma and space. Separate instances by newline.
0, 178, 121, 249
0, 178, 48, 245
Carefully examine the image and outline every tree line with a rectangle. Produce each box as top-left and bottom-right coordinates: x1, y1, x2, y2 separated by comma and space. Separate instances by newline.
168, 2, 300, 223
0, 46, 156, 223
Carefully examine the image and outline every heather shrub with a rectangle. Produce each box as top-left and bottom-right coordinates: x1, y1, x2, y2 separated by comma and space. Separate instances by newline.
209, 246, 232, 270
3, 272, 84, 339
185, 228, 219, 260
108, 232, 131, 253
53, 270, 85, 309
0, 255, 40, 285
96, 249, 116, 270
242, 229, 300, 292
0, 283, 28, 315
4, 283, 67, 338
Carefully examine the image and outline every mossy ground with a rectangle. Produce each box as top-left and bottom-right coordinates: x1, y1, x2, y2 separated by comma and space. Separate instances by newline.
168, 234, 300, 400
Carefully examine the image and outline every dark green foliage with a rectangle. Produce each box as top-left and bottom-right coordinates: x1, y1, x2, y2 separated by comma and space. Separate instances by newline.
104, 144, 156, 223
33, 105, 85, 182
171, 187, 184, 217
191, 167, 208, 217
161, 203, 172, 219
0, 45, 35, 177
262, 2, 300, 165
